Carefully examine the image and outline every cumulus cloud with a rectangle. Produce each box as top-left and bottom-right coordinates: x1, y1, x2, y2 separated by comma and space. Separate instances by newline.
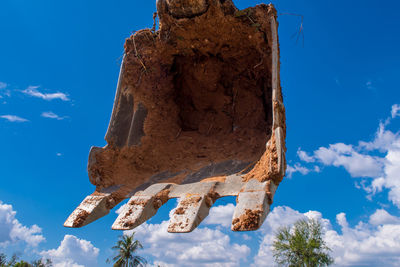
203, 203, 235, 227
286, 163, 318, 178
0, 201, 45, 247
40, 235, 99, 267
0, 82, 7, 89
359, 121, 398, 152
382, 142, 400, 207
22, 86, 69, 101
127, 205, 250, 267
41, 111, 65, 120
294, 104, 400, 207
313, 143, 384, 178
253, 206, 400, 267
0, 115, 28, 122
328, 212, 400, 266
314, 128, 400, 207
297, 149, 315, 163
369, 209, 400, 225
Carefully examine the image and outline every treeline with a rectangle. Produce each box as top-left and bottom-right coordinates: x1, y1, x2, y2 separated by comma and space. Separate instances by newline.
0, 253, 52, 267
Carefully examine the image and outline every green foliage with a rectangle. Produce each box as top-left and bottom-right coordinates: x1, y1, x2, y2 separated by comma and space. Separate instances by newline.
8, 254, 18, 267
0, 253, 18, 267
107, 233, 147, 267
0, 253, 52, 267
13, 261, 30, 267
0, 254, 7, 266
272, 219, 334, 267
31, 259, 52, 267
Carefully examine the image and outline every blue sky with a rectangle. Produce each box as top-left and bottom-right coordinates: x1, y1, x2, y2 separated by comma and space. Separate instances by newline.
1, 0, 400, 266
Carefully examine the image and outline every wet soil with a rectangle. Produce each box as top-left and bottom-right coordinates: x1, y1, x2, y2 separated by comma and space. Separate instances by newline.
89, 0, 279, 196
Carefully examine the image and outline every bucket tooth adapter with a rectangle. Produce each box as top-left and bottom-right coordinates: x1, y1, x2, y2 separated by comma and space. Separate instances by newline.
65, 0, 286, 232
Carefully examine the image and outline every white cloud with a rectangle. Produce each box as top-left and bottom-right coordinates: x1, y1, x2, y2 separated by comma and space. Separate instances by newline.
56, 153, 62, 157
41, 111, 65, 120
382, 141, 400, 207
22, 86, 69, 101
297, 149, 315, 163
253, 206, 400, 267
0, 115, 28, 122
359, 121, 398, 152
391, 104, 400, 119
0, 201, 45, 247
0, 82, 11, 99
313, 143, 384, 178
286, 163, 315, 178
128, 205, 250, 267
369, 209, 400, 225
310, 126, 400, 207
150, 261, 175, 267
293, 104, 400, 207
328, 212, 400, 266
40, 235, 99, 267
203, 203, 235, 227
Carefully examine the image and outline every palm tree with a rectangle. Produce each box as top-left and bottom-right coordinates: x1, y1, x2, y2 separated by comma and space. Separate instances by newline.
31, 259, 52, 267
107, 233, 147, 267
272, 218, 334, 267
12, 261, 31, 267
0, 253, 7, 267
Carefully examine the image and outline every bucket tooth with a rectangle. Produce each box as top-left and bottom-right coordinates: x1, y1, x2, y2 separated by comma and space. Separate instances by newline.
231, 180, 273, 231
112, 183, 172, 230
168, 182, 218, 233
112, 195, 154, 230
64, 192, 115, 228
167, 194, 211, 233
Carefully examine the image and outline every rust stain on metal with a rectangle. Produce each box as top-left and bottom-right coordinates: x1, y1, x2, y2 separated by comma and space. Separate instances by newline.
72, 210, 89, 228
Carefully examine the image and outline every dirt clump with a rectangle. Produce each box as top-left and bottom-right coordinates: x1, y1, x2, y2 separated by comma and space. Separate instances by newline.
153, 189, 171, 209
232, 209, 262, 231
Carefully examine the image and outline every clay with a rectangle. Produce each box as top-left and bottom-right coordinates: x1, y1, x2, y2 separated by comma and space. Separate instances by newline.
153, 189, 171, 209
232, 209, 262, 231
174, 207, 185, 215
243, 131, 279, 184
205, 191, 220, 207
166, 0, 209, 18
88, 0, 282, 197
181, 196, 202, 205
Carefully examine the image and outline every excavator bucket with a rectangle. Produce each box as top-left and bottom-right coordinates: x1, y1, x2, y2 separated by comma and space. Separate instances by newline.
65, 0, 286, 232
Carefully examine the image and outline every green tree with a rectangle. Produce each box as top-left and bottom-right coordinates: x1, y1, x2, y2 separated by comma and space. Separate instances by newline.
107, 233, 147, 267
0, 253, 18, 267
0, 254, 7, 267
13, 261, 30, 267
8, 254, 18, 267
31, 259, 52, 267
272, 218, 334, 267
